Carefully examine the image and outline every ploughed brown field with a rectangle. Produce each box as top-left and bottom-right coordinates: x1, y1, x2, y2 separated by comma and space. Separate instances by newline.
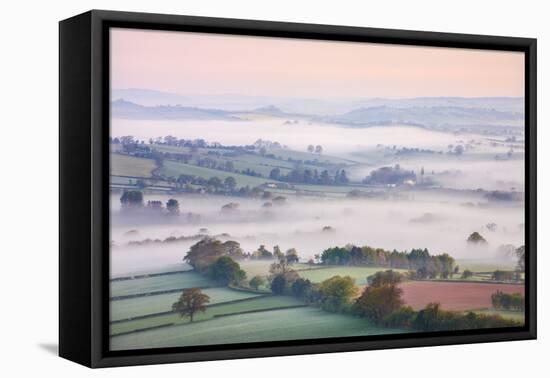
401, 281, 524, 311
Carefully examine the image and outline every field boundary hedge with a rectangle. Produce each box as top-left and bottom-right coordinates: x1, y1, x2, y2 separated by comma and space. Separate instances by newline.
212, 304, 308, 318
111, 270, 195, 282
111, 285, 219, 301
110, 294, 271, 324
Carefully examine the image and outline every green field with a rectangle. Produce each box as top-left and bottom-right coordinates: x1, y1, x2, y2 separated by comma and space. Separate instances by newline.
111, 272, 215, 298
298, 266, 408, 286
456, 259, 516, 273
110, 295, 303, 335
239, 260, 326, 280
111, 154, 156, 177
111, 287, 263, 321
111, 306, 406, 350
160, 160, 275, 187
474, 309, 525, 323
111, 263, 192, 280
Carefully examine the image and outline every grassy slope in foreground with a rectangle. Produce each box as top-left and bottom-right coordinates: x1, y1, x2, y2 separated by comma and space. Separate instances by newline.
111, 306, 406, 350
110, 295, 303, 335
111, 287, 263, 321
298, 266, 409, 286
111, 153, 156, 177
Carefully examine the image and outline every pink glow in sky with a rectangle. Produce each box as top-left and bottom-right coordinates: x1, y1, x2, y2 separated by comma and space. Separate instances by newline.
110, 28, 524, 98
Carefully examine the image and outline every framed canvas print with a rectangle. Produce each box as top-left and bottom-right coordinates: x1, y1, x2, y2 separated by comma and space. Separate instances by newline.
59, 10, 537, 368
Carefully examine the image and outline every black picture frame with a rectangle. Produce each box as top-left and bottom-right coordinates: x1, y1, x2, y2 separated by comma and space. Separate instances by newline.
59, 9, 537, 368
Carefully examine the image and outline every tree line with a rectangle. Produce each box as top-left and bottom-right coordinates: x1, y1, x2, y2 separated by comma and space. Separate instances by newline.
320, 245, 457, 279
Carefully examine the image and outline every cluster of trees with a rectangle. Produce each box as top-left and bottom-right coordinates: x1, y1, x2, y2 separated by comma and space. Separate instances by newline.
184, 238, 245, 273
491, 291, 525, 311
363, 164, 416, 186
320, 245, 457, 279
269, 167, 349, 185
120, 191, 179, 214
306, 145, 323, 154
250, 245, 299, 262
491, 270, 517, 282
269, 267, 358, 314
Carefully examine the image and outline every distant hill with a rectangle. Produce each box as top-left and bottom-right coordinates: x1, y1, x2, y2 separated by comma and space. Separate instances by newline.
111, 89, 524, 115
321, 105, 524, 131
111, 99, 240, 121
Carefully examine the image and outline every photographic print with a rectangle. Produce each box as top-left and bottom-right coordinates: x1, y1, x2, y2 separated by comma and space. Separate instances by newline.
108, 28, 526, 351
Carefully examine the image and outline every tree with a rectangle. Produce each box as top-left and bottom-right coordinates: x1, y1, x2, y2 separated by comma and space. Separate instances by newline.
285, 248, 299, 264
462, 269, 474, 279
253, 245, 273, 260
467, 232, 487, 244
307, 145, 315, 153
291, 278, 313, 300
355, 283, 404, 323
338, 170, 349, 184
269, 168, 281, 180
453, 145, 464, 155
166, 198, 179, 215
516, 245, 525, 272
207, 176, 222, 188
367, 270, 403, 287
318, 275, 358, 312
273, 245, 284, 260
249, 275, 266, 290
270, 274, 287, 295
224, 176, 237, 191
172, 288, 210, 322
184, 238, 227, 271
207, 256, 246, 285
120, 190, 143, 209
315, 145, 323, 154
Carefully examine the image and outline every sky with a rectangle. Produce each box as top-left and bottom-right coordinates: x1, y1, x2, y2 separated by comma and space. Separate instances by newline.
110, 27, 525, 99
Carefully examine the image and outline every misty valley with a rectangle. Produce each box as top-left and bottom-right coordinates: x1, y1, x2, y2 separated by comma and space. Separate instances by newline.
109, 95, 525, 350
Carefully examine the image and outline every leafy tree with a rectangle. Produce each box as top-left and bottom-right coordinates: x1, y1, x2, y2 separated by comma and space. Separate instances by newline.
285, 248, 299, 264
491, 270, 515, 281
222, 240, 244, 260
207, 256, 246, 285
270, 274, 287, 295
273, 245, 284, 260
383, 306, 416, 327
367, 270, 403, 287
224, 176, 237, 191
253, 245, 273, 259
307, 145, 315, 153
516, 245, 525, 272
172, 288, 210, 322
249, 275, 266, 290
467, 232, 487, 244
184, 238, 226, 271
315, 145, 323, 154
354, 283, 404, 323
491, 291, 525, 311
166, 198, 179, 215
291, 278, 313, 300
120, 190, 143, 208
318, 275, 358, 312
269, 168, 281, 180
207, 176, 222, 188
461, 270, 474, 279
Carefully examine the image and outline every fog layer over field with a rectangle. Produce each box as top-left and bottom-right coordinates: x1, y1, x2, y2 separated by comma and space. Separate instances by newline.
113, 119, 466, 154
111, 192, 524, 276
113, 118, 524, 192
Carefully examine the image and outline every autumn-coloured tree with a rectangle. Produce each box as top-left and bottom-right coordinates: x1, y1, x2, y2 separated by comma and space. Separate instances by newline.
172, 288, 210, 322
